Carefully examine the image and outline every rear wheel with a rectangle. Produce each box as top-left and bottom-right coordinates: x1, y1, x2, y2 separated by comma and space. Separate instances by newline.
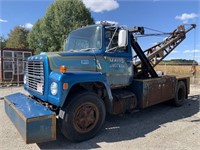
60, 91, 106, 142
173, 81, 186, 107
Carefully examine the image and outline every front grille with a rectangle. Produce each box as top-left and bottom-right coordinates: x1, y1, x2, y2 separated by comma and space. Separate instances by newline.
26, 60, 44, 94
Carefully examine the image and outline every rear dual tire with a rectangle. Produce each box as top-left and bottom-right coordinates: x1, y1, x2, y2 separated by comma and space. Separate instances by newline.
172, 81, 186, 107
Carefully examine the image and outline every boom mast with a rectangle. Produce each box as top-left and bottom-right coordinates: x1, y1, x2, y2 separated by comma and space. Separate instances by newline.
133, 24, 196, 67
131, 24, 196, 77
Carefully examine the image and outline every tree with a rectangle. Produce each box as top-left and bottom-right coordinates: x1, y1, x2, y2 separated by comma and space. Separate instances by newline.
28, 19, 48, 54
6, 26, 29, 49
28, 0, 94, 54
160, 59, 198, 65
0, 36, 7, 49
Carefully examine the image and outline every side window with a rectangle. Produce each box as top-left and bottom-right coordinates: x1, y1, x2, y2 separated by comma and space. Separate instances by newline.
105, 29, 127, 52
106, 30, 118, 49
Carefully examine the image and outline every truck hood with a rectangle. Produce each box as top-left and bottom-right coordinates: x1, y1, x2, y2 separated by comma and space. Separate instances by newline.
44, 52, 97, 72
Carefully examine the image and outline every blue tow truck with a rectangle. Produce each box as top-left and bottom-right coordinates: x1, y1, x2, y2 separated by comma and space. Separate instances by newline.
4, 22, 196, 143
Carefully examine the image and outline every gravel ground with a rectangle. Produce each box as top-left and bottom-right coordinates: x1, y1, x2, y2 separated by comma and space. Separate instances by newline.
0, 84, 199, 150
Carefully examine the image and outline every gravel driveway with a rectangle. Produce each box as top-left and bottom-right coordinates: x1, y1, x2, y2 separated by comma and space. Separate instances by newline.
0, 84, 199, 150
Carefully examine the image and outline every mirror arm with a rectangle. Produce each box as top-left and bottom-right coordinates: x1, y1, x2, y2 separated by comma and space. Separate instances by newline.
106, 27, 118, 50
105, 46, 118, 53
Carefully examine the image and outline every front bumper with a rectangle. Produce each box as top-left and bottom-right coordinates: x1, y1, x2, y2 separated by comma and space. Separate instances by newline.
4, 93, 56, 144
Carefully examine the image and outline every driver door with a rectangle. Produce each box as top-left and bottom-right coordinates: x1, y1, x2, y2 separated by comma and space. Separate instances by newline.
103, 29, 133, 88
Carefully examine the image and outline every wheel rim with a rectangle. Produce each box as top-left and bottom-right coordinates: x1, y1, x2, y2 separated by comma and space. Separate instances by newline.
73, 102, 99, 133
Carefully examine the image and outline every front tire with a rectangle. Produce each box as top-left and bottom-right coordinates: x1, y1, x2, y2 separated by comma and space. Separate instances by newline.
60, 91, 106, 142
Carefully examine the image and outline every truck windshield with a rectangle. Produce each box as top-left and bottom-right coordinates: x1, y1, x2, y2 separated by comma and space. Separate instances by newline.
65, 25, 102, 52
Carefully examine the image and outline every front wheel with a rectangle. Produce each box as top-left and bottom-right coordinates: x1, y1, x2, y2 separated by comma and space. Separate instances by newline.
172, 81, 187, 107
60, 91, 106, 142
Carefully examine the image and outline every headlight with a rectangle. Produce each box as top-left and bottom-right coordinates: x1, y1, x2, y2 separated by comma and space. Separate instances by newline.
24, 74, 27, 84
50, 82, 58, 95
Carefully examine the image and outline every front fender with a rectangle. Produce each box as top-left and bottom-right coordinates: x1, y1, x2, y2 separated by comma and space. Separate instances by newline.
49, 71, 113, 107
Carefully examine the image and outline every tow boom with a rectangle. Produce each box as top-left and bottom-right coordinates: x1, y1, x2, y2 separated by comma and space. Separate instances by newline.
133, 24, 196, 71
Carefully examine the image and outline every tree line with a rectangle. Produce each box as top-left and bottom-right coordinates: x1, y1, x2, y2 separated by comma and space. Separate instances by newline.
160, 59, 198, 65
0, 0, 94, 54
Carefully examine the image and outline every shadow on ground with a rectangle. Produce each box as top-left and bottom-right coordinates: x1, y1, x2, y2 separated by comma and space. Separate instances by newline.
38, 95, 200, 149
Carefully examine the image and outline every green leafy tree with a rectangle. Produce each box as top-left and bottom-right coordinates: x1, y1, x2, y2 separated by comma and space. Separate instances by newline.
6, 26, 29, 49
28, 0, 94, 54
28, 19, 48, 54
0, 36, 7, 49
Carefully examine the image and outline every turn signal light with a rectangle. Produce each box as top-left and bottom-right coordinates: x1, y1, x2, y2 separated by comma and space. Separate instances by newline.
59, 65, 67, 73
63, 83, 68, 90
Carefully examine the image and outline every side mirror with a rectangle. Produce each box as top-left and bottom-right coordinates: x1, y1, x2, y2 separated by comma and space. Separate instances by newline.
118, 29, 128, 47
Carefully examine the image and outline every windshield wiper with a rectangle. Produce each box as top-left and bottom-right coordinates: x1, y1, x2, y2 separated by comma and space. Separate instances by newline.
67, 48, 97, 52
79, 48, 97, 52
68, 49, 79, 52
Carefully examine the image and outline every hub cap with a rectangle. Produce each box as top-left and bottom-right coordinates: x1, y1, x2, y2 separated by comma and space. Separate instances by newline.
73, 102, 99, 133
